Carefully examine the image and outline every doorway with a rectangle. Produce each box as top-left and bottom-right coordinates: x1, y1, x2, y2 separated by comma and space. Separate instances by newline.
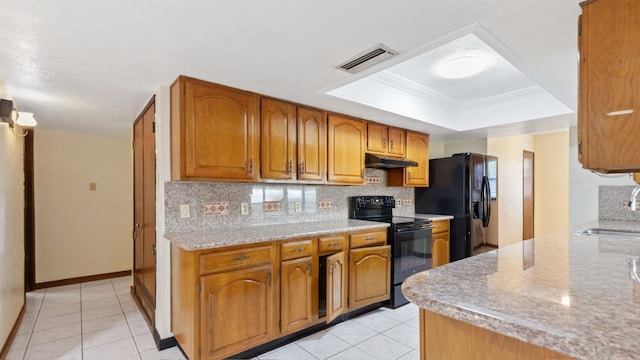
133, 97, 157, 326
523, 151, 534, 240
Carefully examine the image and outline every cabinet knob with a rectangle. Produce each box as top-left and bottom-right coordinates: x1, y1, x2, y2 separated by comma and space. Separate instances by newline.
288, 160, 293, 174
390, 138, 394, 149
300, 162, 305, 174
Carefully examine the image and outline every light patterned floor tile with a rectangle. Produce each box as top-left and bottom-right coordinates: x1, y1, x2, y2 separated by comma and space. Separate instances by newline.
326, 320, 378, 345
296, 330, 351, 359
83, 337, 141, 360
355, 334, 412, 360
23, 335, 82, 360
8, 332, 30, 350
133, 332, 157, 352
125, 309, 145, 323
382, 323, 420, 348
396, 349, 420, 360
5, 346, 26, 360
259, 343, 318, 360
82, 324, 133, 349
128, 318, 152, 336
38, 301, 81, 319
30, 323, 81, 346
327, 346, 376, 360
34, 312, 81, 332
353, 309, 403, 332
139, 346, 187, 360
82, 295, 121, 311
82, 303, 123, 321
83, 313, 128, 333
81, 279, 113, 288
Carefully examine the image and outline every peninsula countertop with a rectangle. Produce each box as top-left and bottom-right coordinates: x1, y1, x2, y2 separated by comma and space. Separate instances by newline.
165, 219, 389, 250
402, 220, 640, 360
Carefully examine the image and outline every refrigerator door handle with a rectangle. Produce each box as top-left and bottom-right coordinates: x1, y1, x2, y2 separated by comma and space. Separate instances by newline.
482, 176, 491, 228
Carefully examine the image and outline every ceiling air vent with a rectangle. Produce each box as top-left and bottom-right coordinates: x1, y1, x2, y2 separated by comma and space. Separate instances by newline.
337, 44, 398, 74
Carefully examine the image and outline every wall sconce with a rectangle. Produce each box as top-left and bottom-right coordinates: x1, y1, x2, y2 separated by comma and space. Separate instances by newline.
1, 98, 37, 136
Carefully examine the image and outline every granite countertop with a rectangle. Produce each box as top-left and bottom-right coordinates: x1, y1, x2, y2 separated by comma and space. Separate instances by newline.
414, 213, 454, 221
402, 219, 640, 360
165, 219, 389, 250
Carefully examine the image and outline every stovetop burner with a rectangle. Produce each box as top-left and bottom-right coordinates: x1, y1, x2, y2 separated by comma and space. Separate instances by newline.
349, 196, 432, 228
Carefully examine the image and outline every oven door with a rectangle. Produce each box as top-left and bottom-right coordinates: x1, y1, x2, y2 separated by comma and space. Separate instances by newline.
393, 227, 432, 285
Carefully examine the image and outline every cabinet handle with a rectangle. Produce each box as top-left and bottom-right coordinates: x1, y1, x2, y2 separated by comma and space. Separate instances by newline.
328, 242, 339, 247
383, 138, 387, 147
308, 263, 313, 276
248, 159, 253, 175
288, 160, 293, 174
365, 237, 377, 241
606, 109, 634, 116
300, 162, 305, 174
407, 170, 412, 181
390, 138, 394, 149
232, 255, 250, 262
294, 247, 306, 252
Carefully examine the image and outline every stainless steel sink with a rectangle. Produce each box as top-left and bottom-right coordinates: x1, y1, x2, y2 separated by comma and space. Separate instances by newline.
577, 228, 640, 238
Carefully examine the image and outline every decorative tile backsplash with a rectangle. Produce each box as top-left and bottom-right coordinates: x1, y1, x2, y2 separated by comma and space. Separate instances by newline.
165, 168, 415, 232
599, 186, 640, 221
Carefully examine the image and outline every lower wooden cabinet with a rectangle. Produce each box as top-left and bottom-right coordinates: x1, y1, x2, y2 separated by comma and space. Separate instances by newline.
280, 239, 317, 335
348, 245, 391, 309
431, 219, 450, 268
171, 229, 390, 360
200, 265, 275, 359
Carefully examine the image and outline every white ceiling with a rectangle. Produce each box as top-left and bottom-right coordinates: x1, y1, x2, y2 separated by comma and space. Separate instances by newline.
0, 0, 583, 140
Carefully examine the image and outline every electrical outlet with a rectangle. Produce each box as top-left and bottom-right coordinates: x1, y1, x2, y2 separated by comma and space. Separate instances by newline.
295, 202, 302, 213
89, 182, 97, 191
180, 204, 190, 218
241, 203, 249, 215
396, 199, 402, 208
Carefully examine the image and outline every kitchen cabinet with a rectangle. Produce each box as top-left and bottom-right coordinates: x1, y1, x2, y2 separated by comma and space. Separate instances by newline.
431, 219, 450, 268
318, 235, 347, 323
297, 107, 326, 182
327, 114, 366, 185
261, 98, 297, 180
348, 229, 391, 310
367, 123, 406, 157
388, 131, 430, 186
279, 239, 317, 335
170, 76, 260, 181
578, 0, 640, 172
172, 243, 276, 360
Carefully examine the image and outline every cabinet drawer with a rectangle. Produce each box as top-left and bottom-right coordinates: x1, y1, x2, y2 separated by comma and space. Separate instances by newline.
432, 220, 450, 234
318, 235, 345, 254
350, 230, 387, 248
281, 240, 313, 261
200, 245, 273, 275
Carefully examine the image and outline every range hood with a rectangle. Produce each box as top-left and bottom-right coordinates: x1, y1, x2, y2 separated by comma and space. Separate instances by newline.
365, 153, 418, 169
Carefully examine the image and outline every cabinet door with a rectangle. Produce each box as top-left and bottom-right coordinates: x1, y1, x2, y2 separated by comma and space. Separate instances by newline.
367, 123, 388, 155
327, 115, 366, 185
280, 256, 316, 334
200, 265, 274, 360
349, 245, 391, 310
184, 79, 259, 180
432, 232, 450, 268
579, 0, 640, 172
326, 251, 347, 323
405, 132, 429, 186
261, 98, 297, 180
387, 127, 406, 157
297, 107, 326, 182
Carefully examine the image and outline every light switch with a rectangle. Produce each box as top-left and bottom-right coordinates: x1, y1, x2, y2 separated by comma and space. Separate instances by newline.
89, 182, 97, 191
295, 202, 302, 213
180, 204, 190, 218
241, 203, 249, 215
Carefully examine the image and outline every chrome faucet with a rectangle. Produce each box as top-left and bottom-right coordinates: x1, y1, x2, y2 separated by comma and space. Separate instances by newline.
628, 185, 640, 211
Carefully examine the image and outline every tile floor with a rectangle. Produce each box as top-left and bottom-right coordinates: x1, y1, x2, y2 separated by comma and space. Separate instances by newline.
7, 276, 421, 360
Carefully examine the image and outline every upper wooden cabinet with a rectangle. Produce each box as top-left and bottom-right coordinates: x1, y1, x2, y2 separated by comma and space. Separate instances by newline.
367, 123, 406, 157
297, 107, 326, 182
261, 98, 297, 180
578, 0, 640, 172
327, 115, 366, 185
171, 76, 260, 181
388, 131, 430, 186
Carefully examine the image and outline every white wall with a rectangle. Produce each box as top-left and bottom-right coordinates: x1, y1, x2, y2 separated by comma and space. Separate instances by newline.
534, 131, 570, 236
0, 82, 25, 350
488, 134, 535, 247
444, 138, 487, 157
568, 126, 635, 226
34, 129, 132, 283
429, 140, 445, 159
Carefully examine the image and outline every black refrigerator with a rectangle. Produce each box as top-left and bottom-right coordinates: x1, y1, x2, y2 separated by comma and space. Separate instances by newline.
415, 153, 497, 262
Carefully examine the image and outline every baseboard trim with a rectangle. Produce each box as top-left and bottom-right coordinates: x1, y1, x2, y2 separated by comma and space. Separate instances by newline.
0, 304, 26, 360
153, 329, 177, 351
34, 270, 132, 289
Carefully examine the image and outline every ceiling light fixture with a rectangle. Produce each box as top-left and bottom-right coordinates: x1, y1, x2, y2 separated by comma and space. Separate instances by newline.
0, 98, 38, 137
438, 55, 486, 79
